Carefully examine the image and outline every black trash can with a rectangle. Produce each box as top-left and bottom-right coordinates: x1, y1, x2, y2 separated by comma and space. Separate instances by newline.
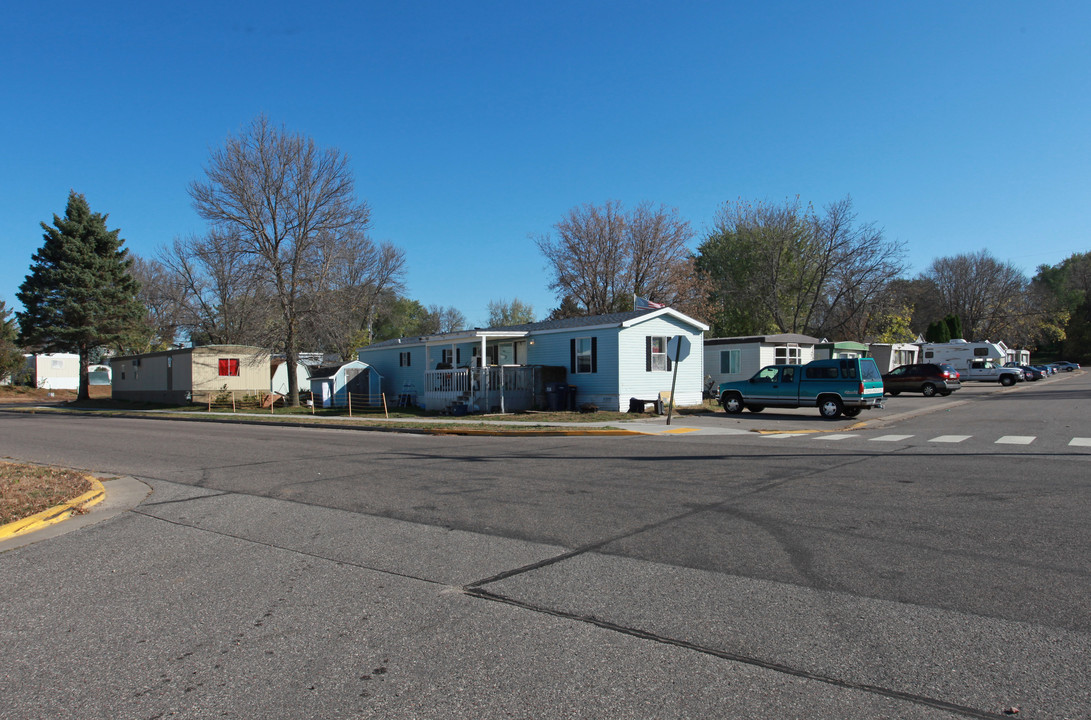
545, 382, 563, 411
566, 385, 578, 411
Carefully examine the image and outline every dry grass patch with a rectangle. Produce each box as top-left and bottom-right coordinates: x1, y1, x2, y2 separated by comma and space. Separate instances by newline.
0, 462, 92, 525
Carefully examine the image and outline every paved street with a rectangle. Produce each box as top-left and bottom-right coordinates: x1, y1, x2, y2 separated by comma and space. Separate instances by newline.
1, 373, 1089, 719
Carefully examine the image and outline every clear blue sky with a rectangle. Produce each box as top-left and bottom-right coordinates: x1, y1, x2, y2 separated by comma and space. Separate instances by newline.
3, 1, 1089, 328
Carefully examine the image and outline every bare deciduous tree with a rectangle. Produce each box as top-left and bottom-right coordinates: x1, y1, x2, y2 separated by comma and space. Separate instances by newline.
535, 201, 697, 316
157, 233, 276, 347
189, 115, 373, 405
697, 196, 905, 338
921, 250, 1027, 340
486, 298, 535, 327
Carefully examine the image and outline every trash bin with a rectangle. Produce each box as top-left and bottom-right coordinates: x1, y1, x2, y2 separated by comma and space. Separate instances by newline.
545, 382, 563, 411
566, 385, 578, 411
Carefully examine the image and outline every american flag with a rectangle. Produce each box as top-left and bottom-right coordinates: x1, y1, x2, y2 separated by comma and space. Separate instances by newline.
634, 295, 665, 310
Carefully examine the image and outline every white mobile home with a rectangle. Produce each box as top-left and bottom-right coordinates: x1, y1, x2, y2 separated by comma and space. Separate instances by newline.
25, 353, 80, 389
868, 343, 919, 373
703, 334, 820, 389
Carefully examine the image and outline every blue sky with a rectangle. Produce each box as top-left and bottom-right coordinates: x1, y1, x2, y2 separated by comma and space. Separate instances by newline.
3, 1, 1089, 327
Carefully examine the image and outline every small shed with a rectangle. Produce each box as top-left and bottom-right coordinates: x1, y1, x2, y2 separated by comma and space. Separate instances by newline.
88, 364, 112, 385
271, 359, 311, 396
309, 360, 382, 408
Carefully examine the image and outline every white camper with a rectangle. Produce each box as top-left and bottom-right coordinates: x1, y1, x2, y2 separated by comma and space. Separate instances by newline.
918, 339, 1007, 369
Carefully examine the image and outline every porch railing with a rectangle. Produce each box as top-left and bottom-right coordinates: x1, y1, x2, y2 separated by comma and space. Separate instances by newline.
423, 366, 538, 413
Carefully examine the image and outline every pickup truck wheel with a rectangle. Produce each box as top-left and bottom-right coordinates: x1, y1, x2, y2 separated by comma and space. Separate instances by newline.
921, 383, 937, 397
818, 397, 843, 419
1000, 375, 1015, 387
886, 390, 901, 397
843, 407, 862, 418
747, 406, 764, 413
721, 392, 743, 414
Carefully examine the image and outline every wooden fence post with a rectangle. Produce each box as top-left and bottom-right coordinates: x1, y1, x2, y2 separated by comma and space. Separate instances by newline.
348, 391, 352, 417
208, 393, 211, 412
231, 390, 236, 413
382, 393, 388, 419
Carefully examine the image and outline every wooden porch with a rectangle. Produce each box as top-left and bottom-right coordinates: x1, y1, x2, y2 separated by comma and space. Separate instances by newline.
423, 366, 539, 414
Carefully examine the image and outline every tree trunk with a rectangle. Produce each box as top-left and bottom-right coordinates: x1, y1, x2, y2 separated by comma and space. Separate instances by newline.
77, 343, 90, 402
285, 320, 300, 407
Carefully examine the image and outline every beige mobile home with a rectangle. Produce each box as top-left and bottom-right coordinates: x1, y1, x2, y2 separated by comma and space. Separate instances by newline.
111, 345, 270, 404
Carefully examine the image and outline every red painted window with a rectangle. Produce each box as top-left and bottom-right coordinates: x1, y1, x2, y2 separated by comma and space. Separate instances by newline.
218, 358, 240, 376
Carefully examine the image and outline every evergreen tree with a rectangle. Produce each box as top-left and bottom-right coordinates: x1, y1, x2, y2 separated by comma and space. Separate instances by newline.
943, 314, 963, 340
17, 191, 146, 400
924, 319, 951, 343
0, 300, 26, 384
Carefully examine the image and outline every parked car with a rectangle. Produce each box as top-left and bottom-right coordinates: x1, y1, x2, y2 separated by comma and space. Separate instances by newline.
718, 357, 884, 419
1013, 364, 1044, 381
1050, 361, 1081, 372
1031, 364, 1055, 376
881, 363, 962, 397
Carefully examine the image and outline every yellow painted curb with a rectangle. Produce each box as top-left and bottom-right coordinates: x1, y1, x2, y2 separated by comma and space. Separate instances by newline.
0, 476, 105, 540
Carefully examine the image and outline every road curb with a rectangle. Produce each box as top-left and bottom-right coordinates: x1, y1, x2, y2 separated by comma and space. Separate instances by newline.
0, 476, 106, 540
0, 406, 648, 437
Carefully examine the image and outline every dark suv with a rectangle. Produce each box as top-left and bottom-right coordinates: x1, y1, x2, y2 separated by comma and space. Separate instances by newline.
882, 363, 961, 397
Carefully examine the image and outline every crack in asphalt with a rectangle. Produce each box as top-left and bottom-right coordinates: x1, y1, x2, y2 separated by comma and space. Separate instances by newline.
462, 586, 1011, 720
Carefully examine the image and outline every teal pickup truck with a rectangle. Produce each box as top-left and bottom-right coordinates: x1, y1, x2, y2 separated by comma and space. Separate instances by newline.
718, 357, 885, 419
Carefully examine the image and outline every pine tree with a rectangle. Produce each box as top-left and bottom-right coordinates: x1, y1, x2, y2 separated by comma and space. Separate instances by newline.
17, 191, 146, 400
0, 300, 26, 384
925, 319, 951, 343
944, 314, 964, 340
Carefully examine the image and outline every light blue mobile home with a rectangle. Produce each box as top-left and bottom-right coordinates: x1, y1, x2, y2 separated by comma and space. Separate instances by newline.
357, 308, 708, 413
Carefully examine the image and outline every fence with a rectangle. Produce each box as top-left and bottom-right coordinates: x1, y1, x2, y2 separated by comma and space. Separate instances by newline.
191, 389, 390, 418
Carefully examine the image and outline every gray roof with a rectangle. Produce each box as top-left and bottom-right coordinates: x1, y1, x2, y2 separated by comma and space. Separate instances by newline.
364, 309, 663, 350
705, 333, 821, 346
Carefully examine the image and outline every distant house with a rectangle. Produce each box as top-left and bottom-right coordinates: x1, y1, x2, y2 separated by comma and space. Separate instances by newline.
23, 353, 81, 390
704, 334, 821, 388
110, 345, 270, 404
357, 307, 709, 413
814, 341, 869, 360
868, 343, 919, 372
308, 360, 382, 408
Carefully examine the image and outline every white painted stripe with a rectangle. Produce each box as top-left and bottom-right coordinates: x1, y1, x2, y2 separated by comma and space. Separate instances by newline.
869, 434, 914, 442
929, 435, 971, 443
761, 433, 808, 439
1069, 438, 1091, 447
812, 434, 858, 441
996, 436, 1035, 445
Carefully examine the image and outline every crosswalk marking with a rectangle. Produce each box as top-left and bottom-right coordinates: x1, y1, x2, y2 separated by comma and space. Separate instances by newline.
741, 432, 1091, 447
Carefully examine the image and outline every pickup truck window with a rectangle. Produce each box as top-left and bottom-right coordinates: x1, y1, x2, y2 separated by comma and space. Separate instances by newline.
756, 367, 780, 382
806, 366, 839, 379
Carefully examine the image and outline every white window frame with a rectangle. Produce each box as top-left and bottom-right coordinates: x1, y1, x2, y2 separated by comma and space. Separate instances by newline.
774, 345, 801, 365
650, 336, 668, 372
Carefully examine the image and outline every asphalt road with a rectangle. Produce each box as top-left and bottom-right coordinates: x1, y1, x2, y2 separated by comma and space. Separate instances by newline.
1, 373, 1088, 719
